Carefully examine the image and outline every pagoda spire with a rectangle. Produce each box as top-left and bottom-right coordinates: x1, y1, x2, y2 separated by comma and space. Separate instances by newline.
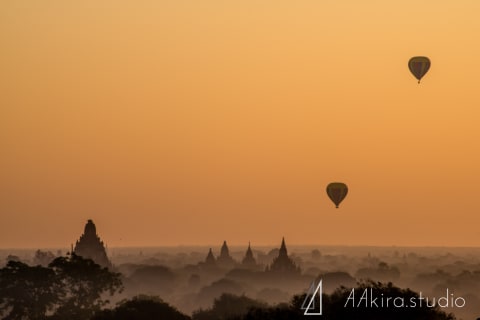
267, 237, 300, 274
205, 248, 216, 265
242, 241, 256, 267
220, 240, 230, 258
279, 237, 288, 257
73, 219, 112, 268
217, 240, 235, 267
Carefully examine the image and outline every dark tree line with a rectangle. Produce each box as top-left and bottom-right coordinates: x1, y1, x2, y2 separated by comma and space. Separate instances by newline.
1, 257, 458, 320
0, 254, 122, 320
92, 295, 189, 320
192, 294, 267, 320
192, 282, 456, 320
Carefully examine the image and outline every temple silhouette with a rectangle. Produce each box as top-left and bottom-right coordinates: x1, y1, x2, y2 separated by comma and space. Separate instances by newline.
266, 237, 300, 274
201, 239, 300, 273
73, 219, 112, 268
202, 241, 237, 268
216, 240, 236, 268
241, 242, 257, 268
204, 248, 216, 266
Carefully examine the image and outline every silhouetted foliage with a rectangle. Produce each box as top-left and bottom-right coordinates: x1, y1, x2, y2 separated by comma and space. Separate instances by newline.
238, 282, 456, 320
315, 281, 455, 320
242, 306, 297, 320
192, 293, 267, 320
0, 254, 123, 320
92, 295, 190, 320
356, 262, 400, 282
5, 255, 21, 263
317, 271, 356, 293
33, 250, 56, 267
128, 265, 176, 295
49, 254, 123, 319
255, 287, 290, 304
196, 278, 246, 306
0, 260, 60, 320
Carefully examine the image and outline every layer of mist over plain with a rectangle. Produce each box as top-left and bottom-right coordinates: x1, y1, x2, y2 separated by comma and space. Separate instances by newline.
2, 246, 480, 319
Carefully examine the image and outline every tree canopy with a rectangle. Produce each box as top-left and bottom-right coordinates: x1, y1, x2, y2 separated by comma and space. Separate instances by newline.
0, 254, 123, 320
92, 295, 190, 320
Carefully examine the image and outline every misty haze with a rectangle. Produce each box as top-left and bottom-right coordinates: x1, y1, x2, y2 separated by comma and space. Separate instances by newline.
2, 0, 480, 319
1, 220, 480, 319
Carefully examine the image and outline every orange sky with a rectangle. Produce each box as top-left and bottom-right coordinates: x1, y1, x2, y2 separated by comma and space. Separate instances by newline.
1, 1, 480, 248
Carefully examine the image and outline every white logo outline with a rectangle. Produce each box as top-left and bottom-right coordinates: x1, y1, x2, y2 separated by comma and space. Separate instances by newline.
301, 279, 323, 316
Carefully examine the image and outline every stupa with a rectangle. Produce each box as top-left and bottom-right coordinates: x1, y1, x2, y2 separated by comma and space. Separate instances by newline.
217, 240, 236, 268
205, 248, 216, 265
73, 219, 112, 268
266, 237, 300, 274
241, 242, 257, 268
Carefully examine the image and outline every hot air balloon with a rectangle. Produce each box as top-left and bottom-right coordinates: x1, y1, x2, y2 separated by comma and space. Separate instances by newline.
326, 182, 348, 208
408, 56, 430, 83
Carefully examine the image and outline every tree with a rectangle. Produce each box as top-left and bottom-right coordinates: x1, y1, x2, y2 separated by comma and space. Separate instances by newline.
33, 250, 56, 267
0, 254, 123, 320
92, 295, 190, 320
0, 261, 60, 320
192, 294, 267, 320
356, 262, 401, 282
128, 265, 176, 296
316, 281, 455, 320
240, 282, 456, 320
49, 253, 123, 319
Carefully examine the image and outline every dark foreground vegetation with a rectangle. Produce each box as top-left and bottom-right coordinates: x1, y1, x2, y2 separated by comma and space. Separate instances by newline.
191, 283, 455, 320
0, 256, 456, 320
0, 254, 122, 319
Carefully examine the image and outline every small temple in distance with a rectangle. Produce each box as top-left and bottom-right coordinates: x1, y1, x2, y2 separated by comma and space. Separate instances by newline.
73, 219, 112, 268
266, 237, 300, 274
201, 240, 301, 273
205, 248, 216, 266
216, 240, 236, 268
241, 242, 257, 268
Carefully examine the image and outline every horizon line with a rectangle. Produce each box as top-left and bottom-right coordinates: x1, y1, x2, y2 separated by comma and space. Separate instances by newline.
2, 243, 480, 250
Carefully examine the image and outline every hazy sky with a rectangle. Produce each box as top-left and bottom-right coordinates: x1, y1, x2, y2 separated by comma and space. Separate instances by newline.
2, 1, 480, 248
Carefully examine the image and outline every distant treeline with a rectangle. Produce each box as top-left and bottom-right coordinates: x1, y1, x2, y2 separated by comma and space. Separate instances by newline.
0, 255, 455, 320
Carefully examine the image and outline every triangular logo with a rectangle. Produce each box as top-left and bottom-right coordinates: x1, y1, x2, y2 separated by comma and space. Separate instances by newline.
301, 279, 323, 315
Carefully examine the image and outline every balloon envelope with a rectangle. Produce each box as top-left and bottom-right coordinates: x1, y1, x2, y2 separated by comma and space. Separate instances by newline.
408, 56, 430, 83
326, 182, 348, 208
